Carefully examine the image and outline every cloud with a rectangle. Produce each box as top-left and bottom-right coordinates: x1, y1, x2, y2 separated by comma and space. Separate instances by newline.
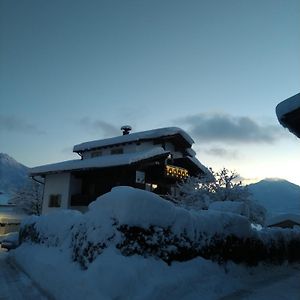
79, 117, 120, 137
181, 113, 281, 144
204, 147, 239, 159
0, 115, 45, 134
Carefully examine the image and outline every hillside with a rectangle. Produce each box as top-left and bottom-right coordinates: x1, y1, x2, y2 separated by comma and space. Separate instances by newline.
0, 153, 28, 203
249, 178, 300, 217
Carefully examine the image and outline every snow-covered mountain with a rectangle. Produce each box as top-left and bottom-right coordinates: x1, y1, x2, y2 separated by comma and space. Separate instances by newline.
0, 153, 28, 196
249, 178, 300, 217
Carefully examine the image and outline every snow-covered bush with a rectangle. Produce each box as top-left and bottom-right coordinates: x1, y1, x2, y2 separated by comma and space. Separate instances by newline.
18, 187, 300, 268
171, 168, 266, 225
10, 179, 43, 215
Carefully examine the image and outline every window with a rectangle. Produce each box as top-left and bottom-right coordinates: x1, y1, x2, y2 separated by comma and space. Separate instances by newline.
48, 194, 61, 207
111, 148, 123, 155
91, 151, 102, 158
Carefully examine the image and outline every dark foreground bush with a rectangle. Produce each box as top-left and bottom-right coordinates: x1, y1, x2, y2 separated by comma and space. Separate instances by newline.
19, 220, 300, 269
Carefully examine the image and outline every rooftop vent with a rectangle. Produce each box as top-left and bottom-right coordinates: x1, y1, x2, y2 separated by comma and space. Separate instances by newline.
121, 125, 132, 135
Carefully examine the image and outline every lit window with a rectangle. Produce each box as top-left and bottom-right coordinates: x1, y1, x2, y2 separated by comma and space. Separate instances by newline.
165, 165, 189, 179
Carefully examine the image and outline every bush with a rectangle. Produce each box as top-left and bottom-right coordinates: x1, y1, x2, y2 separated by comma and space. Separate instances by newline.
171, 168, 266, 225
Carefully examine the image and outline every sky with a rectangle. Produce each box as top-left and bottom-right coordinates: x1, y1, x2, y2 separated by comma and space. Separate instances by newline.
1, 0, 300, 185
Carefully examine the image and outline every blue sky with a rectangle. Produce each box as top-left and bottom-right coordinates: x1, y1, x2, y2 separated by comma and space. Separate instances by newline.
1, 0, 300, 184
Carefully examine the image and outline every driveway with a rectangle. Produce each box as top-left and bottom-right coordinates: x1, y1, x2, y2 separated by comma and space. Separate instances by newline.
0, 249, 49, 300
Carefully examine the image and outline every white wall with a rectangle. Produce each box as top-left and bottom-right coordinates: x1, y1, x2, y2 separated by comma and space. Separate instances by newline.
42, 173, 71, 214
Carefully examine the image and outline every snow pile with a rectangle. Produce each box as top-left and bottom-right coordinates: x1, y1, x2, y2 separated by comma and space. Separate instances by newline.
20, 187, 258, 268
12, 244, 300, 300
18, 186, 300, 271
0, 231, 19, 243
88, 187, 252, 239
12, 187, 300, 299
209, 201, 250, 217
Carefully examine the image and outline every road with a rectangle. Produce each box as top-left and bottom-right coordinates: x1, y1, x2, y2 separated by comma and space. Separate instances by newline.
0, 249, 48, 300
219, 264, 300, 300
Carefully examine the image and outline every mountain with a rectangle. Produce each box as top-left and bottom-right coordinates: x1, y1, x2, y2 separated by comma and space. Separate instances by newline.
249, 178, 300, 217
0, 153, 29, 196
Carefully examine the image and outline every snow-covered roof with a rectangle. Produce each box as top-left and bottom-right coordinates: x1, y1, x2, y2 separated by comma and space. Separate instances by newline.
266, 213, 300, 227
187, 156, 213, 178
73, 127, 194, 153
276, 93, 300, 137
30, 147, 169, 176
276, 93, 300, 121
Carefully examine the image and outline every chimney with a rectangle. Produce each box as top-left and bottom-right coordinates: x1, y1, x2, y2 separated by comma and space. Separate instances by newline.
121, 125, 132, 135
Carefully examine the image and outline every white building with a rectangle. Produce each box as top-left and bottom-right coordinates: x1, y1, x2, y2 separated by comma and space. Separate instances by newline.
30, 127, 210, 214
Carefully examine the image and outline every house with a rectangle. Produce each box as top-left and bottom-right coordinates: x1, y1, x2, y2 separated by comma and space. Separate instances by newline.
30, 126, 211, 214
266, 213, 300, 229
276, 92, 300, 138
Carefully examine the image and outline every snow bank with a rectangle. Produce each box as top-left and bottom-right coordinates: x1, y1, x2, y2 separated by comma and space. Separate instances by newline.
18, 187, 300, 270
12, 187, 300, 299
0, 231, 18, 243
88, 187, 253, 239
12, 244, 246, 300
209, 201, 250, 217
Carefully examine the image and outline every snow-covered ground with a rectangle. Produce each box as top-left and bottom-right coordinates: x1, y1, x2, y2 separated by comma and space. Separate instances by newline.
0, 249, 47, 300
11, 187, 300, 299
12, 244, 300, 300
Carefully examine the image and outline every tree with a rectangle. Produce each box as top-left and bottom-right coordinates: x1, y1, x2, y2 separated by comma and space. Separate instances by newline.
170, 168, 266, 225
10, 179, 43, 215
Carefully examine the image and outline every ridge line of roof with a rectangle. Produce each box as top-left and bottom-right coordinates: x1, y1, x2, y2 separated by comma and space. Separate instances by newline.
73, 127, 194, 153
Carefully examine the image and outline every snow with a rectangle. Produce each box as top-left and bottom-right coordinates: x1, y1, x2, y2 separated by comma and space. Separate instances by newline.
187, 156, 213, 178
0, 153, 28, 194
186, 147, 196, 157
0, 249, 47, 299
249, 179, 300, 218
73, 127, 194, 153
266, 213, 300, 227
276, 92, 300, 122
209, 201, 249, 217
12, 243, 300, 300
30, 147, 169, 175
0, 231, 19, 243
0, 193, 10, 205
0, 205, 25, 221
87, 187, 253, 239
11, 187, 300, 299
